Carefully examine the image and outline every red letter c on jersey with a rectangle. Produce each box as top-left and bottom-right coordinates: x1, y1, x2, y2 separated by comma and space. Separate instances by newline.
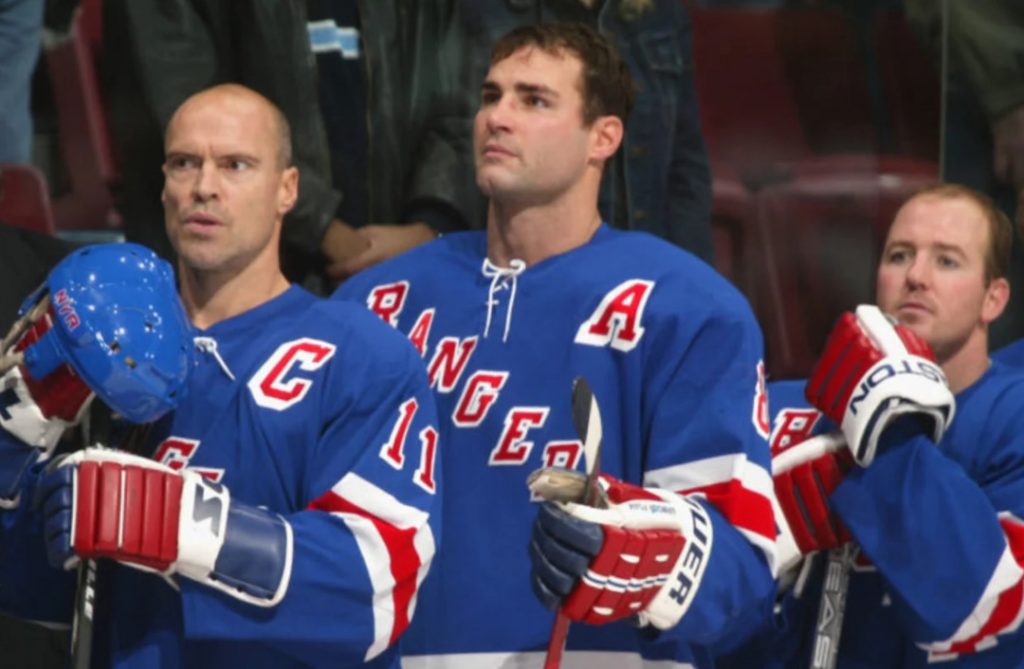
248, 338, 337, 411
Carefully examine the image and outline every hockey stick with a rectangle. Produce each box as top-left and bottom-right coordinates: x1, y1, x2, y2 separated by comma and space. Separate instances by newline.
69, 404, 110, 669
71, 558, 98, 669
69, 409, 152, 669
543, 376, 603, 669
809, 543, 855, 669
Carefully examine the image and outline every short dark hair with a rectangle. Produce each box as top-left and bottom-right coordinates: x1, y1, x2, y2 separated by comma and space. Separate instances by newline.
909, 183, 1013, 283
490, 23, 636, 126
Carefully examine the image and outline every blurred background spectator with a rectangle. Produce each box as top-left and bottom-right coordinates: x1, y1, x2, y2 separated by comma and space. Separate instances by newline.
905, 0, 1024, 347
101, 0, 475, 291
304, 0, 476, 283
0, 0, 44, 164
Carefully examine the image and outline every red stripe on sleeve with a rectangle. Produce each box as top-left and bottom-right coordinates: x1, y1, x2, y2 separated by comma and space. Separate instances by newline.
309, 490, 422, 645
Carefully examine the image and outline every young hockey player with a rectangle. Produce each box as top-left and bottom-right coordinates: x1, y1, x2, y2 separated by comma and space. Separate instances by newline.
336, 23, 776, 668
750, 184, 1024, 668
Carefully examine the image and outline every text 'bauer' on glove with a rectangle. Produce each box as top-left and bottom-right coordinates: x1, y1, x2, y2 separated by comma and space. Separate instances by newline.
528, 471, 712, 630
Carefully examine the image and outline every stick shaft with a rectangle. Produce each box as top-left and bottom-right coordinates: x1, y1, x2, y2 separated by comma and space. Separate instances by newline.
810, 544, 854, 669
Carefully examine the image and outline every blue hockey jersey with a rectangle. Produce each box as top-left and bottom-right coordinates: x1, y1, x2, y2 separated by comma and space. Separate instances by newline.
739, 366, 1024, 668
992, 339, 1024, 368
334, 226, 777, 668
0, 286, 441, 668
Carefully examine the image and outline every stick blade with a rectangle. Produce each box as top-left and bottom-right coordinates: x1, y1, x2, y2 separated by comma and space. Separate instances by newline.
570, 377, 602, 477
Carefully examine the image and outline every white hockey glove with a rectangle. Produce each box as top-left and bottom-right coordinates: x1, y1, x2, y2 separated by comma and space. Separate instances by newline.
35, 449, 293, 607
805, 305, 954, 466
528, 470, 713, 630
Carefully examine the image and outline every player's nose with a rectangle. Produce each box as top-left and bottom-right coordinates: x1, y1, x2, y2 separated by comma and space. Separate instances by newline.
191, 161, 220, 202
481, 97, 514, 134
904, 254, 929, 289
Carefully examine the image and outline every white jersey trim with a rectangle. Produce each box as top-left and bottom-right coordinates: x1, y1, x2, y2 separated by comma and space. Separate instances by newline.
923, 537, 1024, 658
645, 453, 777, 574
402, 651, 696, 669
331, 473, 436, 661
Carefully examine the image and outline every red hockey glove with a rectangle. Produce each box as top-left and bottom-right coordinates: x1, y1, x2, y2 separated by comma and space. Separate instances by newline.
805, 305, 954, 466
36, 449, 293, 607
0, 297, 93, 506
772, 431, 854, 576
1, 297, 93, 449
528, 471, 713, 630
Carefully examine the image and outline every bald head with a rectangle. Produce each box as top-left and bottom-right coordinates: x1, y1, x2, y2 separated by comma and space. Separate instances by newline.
166, 84, 293, 169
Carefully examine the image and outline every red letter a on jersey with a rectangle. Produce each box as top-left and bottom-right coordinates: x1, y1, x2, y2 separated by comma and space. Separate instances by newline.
574, 280, 654, 352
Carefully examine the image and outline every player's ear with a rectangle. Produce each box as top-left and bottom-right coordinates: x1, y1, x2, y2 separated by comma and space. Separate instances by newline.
981, 276, 1010, 326
277, 166, 299, 216
588, 115, 623, 164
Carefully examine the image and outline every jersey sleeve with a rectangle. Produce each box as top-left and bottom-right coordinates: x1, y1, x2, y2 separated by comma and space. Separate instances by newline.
640, 290, 777, 646
832, 385, 1024, 660
177, 320, 441, 666
0, 459, 76, 624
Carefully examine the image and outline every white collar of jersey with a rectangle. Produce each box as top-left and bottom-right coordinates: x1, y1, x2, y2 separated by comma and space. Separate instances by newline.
481, 258, 527, 343
193, 336, 236, 381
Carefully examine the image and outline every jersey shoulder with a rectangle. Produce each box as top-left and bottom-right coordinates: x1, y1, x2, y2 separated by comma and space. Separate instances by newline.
305, 298, 425, 370
588, 227, 757, 323
948, 362, 1024, 454
333, 232, 485, 301
606, 229, 753, 317
236, 287, 425, 387
992, 339, 1024, 369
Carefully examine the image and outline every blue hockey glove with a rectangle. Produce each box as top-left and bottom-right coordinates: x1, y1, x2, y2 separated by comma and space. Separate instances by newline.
36, 448, 293, 607
528, 472, 713, 630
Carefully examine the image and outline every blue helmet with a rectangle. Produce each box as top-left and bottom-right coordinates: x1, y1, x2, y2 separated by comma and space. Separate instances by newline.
20, 243, 194, 424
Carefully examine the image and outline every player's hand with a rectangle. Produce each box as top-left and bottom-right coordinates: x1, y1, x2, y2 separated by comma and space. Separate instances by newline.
528, 472, 713, 630
1, 295, 94, 444
0, 294, 94, 505
805, 305, 954, 466
322, 218, 372, 282
330, 223, 438, 281
36, 448, 293, 607
772, 431, 853, 577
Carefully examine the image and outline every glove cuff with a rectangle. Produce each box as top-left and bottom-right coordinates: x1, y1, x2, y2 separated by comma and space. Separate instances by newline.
177, 470, 293, 607
840, 354, 954, 465
636, 493, 714, 630
0, 366, 77, 450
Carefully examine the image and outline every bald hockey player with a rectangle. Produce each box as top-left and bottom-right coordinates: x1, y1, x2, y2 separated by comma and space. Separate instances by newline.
0, 85, 440, 668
